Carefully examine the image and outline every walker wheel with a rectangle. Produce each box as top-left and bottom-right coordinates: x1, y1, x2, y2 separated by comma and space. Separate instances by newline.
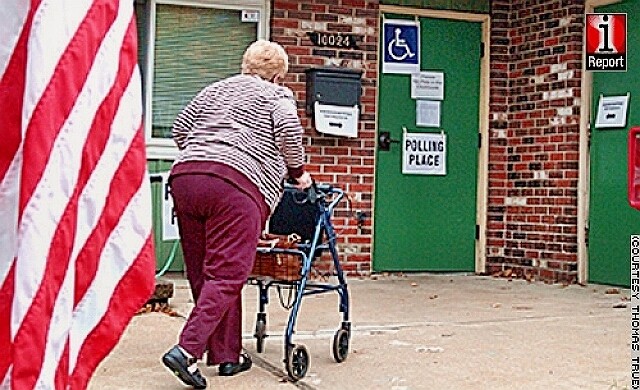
332, 328, 350, 363
254, 318, 267, 353
285, 344, 309, 381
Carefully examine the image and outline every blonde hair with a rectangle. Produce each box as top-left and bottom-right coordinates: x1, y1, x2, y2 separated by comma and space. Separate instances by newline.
241, 40, 289, 81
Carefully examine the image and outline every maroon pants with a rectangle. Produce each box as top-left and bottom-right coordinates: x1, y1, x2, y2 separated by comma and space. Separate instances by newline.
170, 174, 263, 364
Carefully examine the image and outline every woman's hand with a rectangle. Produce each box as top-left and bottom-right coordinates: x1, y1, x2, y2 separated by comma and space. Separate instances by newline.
294, 171, 313, 190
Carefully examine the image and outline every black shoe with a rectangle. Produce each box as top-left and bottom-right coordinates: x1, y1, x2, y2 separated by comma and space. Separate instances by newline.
218, 353, 252, 376
162, 345, 207, 389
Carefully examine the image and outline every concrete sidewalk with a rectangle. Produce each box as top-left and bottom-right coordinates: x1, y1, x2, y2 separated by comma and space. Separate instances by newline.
89, 274, 630, 390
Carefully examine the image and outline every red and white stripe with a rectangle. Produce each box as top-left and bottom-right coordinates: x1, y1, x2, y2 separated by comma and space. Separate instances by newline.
0, 0, 33, 387
0, 1, 156, 389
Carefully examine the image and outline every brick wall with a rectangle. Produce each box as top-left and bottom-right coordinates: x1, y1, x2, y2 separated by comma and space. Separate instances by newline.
271, 0, 379, 275
271, 0, 588, 282
487, 0, 585, 283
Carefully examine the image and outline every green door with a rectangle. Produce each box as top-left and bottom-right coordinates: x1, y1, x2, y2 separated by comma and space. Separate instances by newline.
589, 0, 640, 286
373, 15, 482, 271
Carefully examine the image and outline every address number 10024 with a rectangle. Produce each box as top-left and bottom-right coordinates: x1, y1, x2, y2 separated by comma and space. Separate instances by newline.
307, 32, 359, 49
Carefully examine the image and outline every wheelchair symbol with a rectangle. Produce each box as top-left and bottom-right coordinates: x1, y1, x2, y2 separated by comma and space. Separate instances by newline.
387, 27, 415, 61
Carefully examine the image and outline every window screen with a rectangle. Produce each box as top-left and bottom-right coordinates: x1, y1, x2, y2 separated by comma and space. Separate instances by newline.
152, 4, 258, 139
134, 0, 149, 108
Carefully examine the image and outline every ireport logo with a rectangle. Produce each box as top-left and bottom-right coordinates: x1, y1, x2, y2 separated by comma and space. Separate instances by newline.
586, 13, 627, 72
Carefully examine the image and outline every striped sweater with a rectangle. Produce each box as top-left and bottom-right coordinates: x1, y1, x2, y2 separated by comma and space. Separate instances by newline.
171, 74, 306, 211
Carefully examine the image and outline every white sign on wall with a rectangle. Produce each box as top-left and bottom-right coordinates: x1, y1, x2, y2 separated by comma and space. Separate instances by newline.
241, 9, 260, 23
403, 131, 447, 175
595, 94, 630, 128
314, 102, 359, 137
160, 172, 180, 241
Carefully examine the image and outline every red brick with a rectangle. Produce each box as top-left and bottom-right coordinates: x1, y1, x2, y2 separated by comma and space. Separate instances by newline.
301, 3, 326, 12
274, 0, 300, 10
342, 0, 366, 7
273, 19, 299, 28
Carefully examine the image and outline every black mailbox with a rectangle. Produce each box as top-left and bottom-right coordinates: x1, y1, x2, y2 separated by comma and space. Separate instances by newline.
305, 67, 362, 115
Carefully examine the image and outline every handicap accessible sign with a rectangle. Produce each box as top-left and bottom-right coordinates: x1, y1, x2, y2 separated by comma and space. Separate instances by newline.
383, 19, 420, 74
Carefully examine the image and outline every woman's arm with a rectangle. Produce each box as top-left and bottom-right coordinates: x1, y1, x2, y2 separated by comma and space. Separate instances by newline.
272, 94, 306, 172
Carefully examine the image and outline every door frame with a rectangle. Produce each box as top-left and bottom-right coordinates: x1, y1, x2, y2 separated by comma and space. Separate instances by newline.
375, 6, 490, 273
579, 0, 623, 284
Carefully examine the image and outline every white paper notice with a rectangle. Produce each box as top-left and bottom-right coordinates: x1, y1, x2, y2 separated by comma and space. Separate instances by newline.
314, 102, 359, 137
411, 71, 444, 100
416, 100, 441, 128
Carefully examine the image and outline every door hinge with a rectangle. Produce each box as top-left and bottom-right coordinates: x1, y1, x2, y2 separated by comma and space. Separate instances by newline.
585, 225, 590, 247
480, 42, 485, 58
475, 224, 480, 240
478, 133, 482, 148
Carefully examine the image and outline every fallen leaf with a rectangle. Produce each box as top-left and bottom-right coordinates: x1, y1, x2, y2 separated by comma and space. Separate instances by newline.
135, 302, 184, 318
416, 346, 444, 353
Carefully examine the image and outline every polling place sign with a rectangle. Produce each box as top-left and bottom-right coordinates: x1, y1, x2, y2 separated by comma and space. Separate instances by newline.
402, 131, 446, 175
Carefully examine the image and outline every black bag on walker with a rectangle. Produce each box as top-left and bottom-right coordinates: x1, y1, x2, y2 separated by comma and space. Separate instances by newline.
268, 188, 321, 243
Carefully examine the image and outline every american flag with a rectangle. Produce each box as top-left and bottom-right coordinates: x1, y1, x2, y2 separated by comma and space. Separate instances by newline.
0, 0, 156, 388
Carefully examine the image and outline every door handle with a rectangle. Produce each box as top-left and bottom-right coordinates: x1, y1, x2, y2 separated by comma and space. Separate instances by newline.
378, 131, 400, 151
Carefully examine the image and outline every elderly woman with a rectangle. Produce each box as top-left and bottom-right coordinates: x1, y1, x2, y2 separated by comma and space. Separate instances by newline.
161, 40, 312, 389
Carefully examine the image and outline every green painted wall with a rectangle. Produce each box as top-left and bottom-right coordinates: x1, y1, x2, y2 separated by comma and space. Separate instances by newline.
380, 0, 490, 13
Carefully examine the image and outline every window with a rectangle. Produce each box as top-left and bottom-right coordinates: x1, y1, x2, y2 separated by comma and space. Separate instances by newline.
136, 0, 267, 159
